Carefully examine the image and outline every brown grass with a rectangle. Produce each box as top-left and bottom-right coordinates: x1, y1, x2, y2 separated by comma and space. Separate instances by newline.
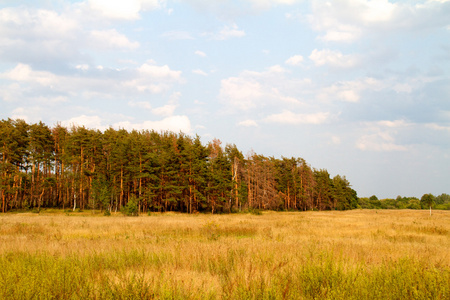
0, 209, 448, 299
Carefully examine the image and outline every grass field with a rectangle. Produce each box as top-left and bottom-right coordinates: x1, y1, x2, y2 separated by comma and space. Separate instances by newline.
0, 210, 449, 299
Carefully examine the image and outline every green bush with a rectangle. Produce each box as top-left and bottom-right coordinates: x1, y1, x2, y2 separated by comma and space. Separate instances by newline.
121, 197, 139, 216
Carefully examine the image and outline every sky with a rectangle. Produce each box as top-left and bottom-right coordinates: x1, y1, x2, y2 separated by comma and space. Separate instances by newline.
0, 0, 449, 199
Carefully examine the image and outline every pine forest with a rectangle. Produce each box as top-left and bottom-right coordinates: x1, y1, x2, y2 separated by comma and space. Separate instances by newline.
0, 118, 358, 213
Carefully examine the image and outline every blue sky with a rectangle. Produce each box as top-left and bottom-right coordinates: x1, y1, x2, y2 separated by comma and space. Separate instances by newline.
1, 0, 449, 199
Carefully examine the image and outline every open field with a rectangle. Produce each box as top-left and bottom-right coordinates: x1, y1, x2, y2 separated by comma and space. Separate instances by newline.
0, 210, 449, 299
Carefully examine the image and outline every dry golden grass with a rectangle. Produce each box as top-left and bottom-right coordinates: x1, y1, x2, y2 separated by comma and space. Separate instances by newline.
0, 209, 449, 299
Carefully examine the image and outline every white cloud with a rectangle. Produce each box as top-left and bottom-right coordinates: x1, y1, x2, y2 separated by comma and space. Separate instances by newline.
192, 69, 208, 76
219, 66, 310, 111
425, 123, 450, 132
285, 55, 304, 66
220, 77, 264, 110
61, 115, 107, 130
129, 94, 178, 117
90, 29, 140, 50
308, 0, 450, 42
3, 63, 56, 86
0, 7, 81, 64
207, 24, 246, 40
376, 120, 408, 128
114, 115, 192, 133
88, 0, 139, 20
195, 50, 207, 57
1, 62, 183, 108
10, 107, 32, 122
137, 63, 182, 80
238, 119, 258, 127
318, 77, 385, 103
356, 119, 410, 152
60, 114, 192, 134
124, 63, 183, 93
129, 101, 152, 110
0, 7, 78, 39
356, 133, 408, 152
309, 49, 359, 68
87, 0, 163, 20
76, 64, 90, 71
247, 0, 299, 11
264, 110, 329, 125
267, 65, 286, 73
184, 0, 300, 17
152, 104, 177, 117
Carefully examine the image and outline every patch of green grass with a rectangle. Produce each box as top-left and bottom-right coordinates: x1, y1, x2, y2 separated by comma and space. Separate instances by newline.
0, 250, 448, 299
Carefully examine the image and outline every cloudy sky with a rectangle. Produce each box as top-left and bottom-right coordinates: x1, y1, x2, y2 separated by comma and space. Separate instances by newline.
1, 0, 449, 199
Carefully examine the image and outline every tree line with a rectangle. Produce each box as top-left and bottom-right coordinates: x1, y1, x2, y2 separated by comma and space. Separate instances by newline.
0, 119, 358, 213
358, 194, 450, 210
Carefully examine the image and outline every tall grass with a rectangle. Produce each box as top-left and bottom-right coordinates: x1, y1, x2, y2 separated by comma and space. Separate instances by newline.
0, 210, 448, 299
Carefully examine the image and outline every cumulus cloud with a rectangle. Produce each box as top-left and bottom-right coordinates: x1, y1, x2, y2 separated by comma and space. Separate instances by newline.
152, 104, 177, 117
123, 63, 183, 93
318, 77, 384, 103
2, 63, 57, 86
128, 101, 153, 110
1, 61, 183, 108
192, 69, 208, 76
182, 0, 300, 18
0, 4, 148, 67
86, 0, 164, 20
0, 7, 80, 64
356, 133, 408, 152
308, 0, 450, 42
137, 63, 182, 80
61, 115, 108, 130
90, 29, 140, 49
219, 65, 310, 112
238, 119, 258, 127
114, 115, 192, 133
60, 114, 191, 134
195, 50, 207, 57
205, 24, 246, 40
264, 110, 330, 125
285, 55, 304, 66
220, 77, 264, 110
356, 119, 410, 152
309, 49, 359, 68
425, 123, 450, 132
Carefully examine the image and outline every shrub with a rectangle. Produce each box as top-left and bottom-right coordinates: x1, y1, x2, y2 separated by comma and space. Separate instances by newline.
121, 197, 139, 216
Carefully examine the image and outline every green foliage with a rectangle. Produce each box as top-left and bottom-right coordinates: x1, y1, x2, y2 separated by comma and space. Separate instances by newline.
421, 193, 436, 209
435, 193, 450, 205
1, 118, 447, 214
121, 196, 139, 216
407, 199, 421, 209
369, 195, 379, 201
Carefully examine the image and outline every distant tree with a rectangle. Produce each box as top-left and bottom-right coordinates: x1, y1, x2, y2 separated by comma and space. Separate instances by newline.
1, 118, 364, 214
369, 195, 378, 201
121, 195, 139, 216
332, 175, 358, 210
435, 193, 450, 205
407, 199, 421, 210
313, 169, 334, 210
421, 193, 435, 216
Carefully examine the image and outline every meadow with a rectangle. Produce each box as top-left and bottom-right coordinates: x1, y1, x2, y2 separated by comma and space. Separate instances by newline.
0, 210, 448, 299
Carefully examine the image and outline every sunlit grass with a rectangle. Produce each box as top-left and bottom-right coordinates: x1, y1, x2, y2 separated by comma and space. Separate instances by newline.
0, 210, 449, 299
